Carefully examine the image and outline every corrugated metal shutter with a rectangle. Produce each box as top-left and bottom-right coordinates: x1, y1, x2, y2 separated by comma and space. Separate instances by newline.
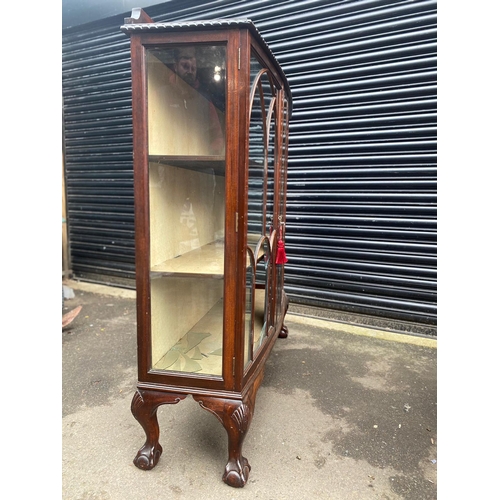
63, 0, 437, 324
62, 19, 136, 286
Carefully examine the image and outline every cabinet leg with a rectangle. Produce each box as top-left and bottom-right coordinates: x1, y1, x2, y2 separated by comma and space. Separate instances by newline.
131, 389, 187, 470
278, 323, 288, 338
195, 397, 252, 487
194, 373, 263, 488
278, 295, 290, 338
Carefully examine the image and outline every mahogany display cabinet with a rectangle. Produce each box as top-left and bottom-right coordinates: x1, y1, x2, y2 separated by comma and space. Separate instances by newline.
121, 9, 292, 487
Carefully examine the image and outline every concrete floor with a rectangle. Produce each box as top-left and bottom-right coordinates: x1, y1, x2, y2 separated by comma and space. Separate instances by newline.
62, 280, 437, 499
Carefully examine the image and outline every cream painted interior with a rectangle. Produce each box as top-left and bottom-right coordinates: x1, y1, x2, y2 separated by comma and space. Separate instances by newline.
146, 49, 229, 376
151, 277, 224, 375
149, 161, 225, 375
149, 161, 225, 268
147, 52, 219, 156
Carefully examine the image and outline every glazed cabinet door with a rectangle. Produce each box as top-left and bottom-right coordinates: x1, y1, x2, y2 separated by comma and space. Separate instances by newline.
146, 43, 227, 377
132, 35, 239, 389
243, 50, 281, 373
274, 91, 290, 327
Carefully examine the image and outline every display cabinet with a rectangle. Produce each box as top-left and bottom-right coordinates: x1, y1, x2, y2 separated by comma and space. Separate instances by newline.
121, 9, 292, 487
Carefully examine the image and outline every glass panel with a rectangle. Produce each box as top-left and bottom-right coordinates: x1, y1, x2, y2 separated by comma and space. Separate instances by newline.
248, 58, 265, 243
279, 96, 289, 221
275, 263, 284, 324
275, 95, 289, 323
147, 45, 226, 376
266, 104, 276, 235
244, 249, 255, 369
265, 106, 276, 332
247, 52, 278, 362
147, 45, 225, 156
253, 238, 271, 356
247, 54, 275, 250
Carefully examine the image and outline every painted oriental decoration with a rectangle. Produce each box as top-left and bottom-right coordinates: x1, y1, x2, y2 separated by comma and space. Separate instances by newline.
121, 9, 292, 488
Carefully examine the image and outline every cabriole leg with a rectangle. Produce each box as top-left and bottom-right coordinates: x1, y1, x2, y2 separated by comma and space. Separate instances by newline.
130, 389, 187, 470
194, 372, 263, 488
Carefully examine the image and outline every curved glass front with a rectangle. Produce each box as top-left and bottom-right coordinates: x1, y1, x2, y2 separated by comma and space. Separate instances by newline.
244, 51, 278, 368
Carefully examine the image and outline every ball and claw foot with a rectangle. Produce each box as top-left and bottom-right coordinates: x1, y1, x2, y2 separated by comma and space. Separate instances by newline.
131, 389, 187, 472
223, 457, 251, 488
133, 443, 163, 470
278, 324, 288, 338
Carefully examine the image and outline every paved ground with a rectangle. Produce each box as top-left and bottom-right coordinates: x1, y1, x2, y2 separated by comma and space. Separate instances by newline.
62, 281, 437, 499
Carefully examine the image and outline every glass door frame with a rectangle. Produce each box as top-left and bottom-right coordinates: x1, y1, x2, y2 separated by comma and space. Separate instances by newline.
239, 38, 289, 390
131, 29, 242, 392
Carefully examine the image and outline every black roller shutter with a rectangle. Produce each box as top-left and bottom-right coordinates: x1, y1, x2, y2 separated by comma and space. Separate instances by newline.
62, 20, 136, 286
63, 0, 437, 325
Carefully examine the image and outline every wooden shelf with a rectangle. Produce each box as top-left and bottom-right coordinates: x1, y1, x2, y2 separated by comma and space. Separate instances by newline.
151, 241, 224, 278
150, 155, 225, 176
151, 237, 271, 279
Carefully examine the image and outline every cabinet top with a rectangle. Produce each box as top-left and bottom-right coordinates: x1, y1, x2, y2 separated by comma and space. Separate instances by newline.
122, 15, 259, 33
120, 9, 291, 104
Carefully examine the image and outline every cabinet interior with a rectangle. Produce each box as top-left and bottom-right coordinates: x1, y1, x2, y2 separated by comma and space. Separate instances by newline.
149, 160, 226, 375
